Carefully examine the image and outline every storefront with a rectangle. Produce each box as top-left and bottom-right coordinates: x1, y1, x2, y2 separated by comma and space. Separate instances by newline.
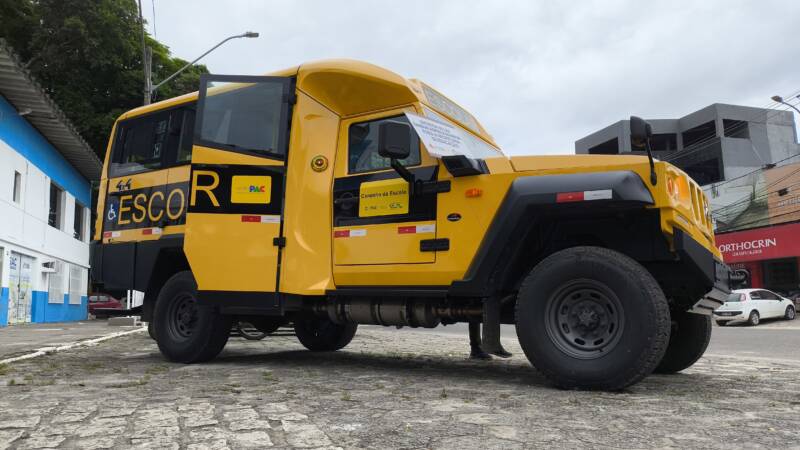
716, 221, 800, 295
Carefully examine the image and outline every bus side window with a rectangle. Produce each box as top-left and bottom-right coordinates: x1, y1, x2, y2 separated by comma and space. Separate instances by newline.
110, 107, 190, 176
175, 107, 195, 164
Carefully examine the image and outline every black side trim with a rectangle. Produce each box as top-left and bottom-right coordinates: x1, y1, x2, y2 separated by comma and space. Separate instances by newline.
421, 238, 449, 252
197, 291, 282, 315
189, 164, 284, 215
333, 166, 439, 227
90, 236, 184, 292
449, 171, 654, 297
327, 287, 449, 298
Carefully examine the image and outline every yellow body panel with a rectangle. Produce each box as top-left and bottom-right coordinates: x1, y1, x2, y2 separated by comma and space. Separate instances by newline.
184, 213, 280, 292
278, 92, 340, 295
333, 221, 437, 265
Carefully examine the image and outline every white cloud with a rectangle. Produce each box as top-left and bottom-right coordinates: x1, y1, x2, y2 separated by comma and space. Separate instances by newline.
145, 0, 800, 155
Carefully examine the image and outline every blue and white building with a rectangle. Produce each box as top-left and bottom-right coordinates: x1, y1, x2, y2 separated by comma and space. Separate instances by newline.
0, 40, 102, 326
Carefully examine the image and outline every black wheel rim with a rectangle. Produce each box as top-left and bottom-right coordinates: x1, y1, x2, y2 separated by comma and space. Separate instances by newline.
544, 279, 625, 360
166, 293, 199, 341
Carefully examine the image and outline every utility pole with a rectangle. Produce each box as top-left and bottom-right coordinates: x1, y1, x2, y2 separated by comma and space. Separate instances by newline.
138, 0, 152, 105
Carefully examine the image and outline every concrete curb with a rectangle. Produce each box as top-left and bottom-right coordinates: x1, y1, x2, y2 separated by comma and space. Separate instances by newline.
0, 327, 147, 366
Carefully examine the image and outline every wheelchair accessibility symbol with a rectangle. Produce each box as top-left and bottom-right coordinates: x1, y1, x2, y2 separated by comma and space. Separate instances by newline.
107, 203, 117, 222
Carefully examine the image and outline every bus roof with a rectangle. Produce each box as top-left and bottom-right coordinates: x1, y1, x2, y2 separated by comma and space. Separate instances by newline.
120, 59, 496, 146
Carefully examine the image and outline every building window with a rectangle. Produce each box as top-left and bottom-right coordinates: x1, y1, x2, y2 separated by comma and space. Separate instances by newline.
73, 202, 85, 241
49, 183, 63, 229
587, 138, 619, 155
12, 171, 22, 203
722, 119, 750, 139
650, 133, 678, 152
681, 121, 716, 148
69, 264, 84, 305
48, 260, 65, 304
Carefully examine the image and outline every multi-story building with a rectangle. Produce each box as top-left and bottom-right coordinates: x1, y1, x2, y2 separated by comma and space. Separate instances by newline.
576, 103, 800, 294
0, 40, 101, 326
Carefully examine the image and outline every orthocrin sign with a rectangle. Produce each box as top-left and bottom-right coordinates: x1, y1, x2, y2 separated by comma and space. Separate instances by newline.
715, 222, 800, 263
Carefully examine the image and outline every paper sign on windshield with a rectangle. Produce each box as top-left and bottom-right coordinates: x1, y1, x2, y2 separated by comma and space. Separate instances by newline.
404, 112, 466, 158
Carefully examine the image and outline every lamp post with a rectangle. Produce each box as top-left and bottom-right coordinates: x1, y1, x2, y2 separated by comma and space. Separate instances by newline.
143, 32, 259, 105
771, 95, 800, 115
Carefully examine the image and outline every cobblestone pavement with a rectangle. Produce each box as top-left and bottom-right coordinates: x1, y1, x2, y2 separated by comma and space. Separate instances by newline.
1, 327, 800, 449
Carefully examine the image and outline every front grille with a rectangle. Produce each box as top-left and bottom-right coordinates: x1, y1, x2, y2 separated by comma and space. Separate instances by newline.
714, 311, 741, 316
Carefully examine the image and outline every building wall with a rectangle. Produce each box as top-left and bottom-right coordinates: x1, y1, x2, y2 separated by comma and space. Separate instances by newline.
0, 96, 91, 326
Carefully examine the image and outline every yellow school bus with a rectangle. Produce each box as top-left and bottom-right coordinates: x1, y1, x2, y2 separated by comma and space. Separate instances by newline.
91, 59, 729, 390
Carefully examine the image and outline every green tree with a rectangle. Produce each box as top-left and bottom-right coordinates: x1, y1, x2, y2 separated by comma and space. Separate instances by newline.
0, 0, 207, 158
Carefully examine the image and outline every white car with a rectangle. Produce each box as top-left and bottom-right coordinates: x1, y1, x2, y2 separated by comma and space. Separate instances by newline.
714, 288, 796, 326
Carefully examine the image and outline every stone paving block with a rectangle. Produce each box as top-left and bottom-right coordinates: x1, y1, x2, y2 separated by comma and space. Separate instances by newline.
0, 416, 41, 429
15, 433, 66, 449
282, 421, 332, 448
0, 430, 25, 450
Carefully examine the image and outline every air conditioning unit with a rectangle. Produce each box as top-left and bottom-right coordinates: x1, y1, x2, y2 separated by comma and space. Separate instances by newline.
41, 260, 56, 273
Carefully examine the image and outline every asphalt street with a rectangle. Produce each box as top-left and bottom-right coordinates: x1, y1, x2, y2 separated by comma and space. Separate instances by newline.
389, 318, 800, 362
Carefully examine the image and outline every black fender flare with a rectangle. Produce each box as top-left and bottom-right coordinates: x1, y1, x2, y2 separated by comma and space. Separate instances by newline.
448, 170, 654, 297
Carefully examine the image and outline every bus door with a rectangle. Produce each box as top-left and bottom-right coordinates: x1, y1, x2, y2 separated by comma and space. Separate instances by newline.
331, 110, 440, 273
185, 75, 293, 299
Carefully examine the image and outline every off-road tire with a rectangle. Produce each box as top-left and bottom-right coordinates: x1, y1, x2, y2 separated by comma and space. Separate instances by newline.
785, 305, 796, 321
154, 271, 232, 363
748, 310, 760, 326
515, 246, 670, 391
294, 317, 358, 352
715, 320, 727, 327
654, 311, 711, 374
147, 320, 157, 340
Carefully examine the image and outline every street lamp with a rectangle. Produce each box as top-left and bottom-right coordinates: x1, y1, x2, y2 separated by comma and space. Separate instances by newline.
771, 95, 800, 115
144, 31, 260, 105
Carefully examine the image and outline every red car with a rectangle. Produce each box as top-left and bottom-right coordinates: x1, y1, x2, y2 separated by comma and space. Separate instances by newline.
88, 294, 123, 318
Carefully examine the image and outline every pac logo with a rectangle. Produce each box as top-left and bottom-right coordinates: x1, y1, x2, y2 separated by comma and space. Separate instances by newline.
231, 176, 271, 204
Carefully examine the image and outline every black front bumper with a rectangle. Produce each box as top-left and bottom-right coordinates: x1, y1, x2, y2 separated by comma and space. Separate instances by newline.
673, 228, 731, 314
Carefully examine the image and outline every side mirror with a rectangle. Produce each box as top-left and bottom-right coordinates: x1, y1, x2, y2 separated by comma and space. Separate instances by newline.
630, 116, 653, 148
378, 121, 411, 160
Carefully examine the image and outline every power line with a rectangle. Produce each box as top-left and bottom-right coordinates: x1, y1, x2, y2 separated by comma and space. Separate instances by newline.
711, 166, 800, 216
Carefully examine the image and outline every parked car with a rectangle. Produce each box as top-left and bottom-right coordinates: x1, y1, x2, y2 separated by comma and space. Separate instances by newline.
714, 289, 796, 326
88, 294, 123, 318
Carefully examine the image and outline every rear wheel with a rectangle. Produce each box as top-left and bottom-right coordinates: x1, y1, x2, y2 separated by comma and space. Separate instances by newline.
654, 311, 711, 374
785, 305, 796, 321
294, 317, 357, 352
515, 246, 670, 390
147, 320, 157, 340
154, 271, 231, 363
748, 310, 760, 326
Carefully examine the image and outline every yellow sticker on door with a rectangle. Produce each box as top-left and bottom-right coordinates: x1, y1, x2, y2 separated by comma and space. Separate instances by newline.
230, 175, 271, 204
359, 178, 409, 217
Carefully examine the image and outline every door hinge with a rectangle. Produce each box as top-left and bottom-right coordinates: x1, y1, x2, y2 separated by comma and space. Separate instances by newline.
273, 237, 286, 248
420, 238, 449, 252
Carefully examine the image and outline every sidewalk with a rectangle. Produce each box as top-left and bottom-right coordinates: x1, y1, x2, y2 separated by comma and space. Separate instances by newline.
0, 320, 142, 360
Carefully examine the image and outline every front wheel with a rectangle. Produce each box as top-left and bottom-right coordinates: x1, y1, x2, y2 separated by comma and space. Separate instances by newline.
715, 320, 727, 327
294, 317, 357, 352
654, 311, 711, 374
154, 271, 232, 363
785, 306, 796, 321
748, 310, 760, 326
515, 246, 670, 391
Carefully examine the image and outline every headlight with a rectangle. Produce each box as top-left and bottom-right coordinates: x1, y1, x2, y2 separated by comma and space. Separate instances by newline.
666, 171, 690, 204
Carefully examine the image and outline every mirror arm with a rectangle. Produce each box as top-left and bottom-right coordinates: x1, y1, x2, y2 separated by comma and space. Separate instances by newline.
645, 139, 657, 186
390, 158, 417, 196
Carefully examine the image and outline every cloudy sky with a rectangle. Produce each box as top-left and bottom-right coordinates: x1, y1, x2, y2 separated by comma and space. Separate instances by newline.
143, 0, 800, 155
